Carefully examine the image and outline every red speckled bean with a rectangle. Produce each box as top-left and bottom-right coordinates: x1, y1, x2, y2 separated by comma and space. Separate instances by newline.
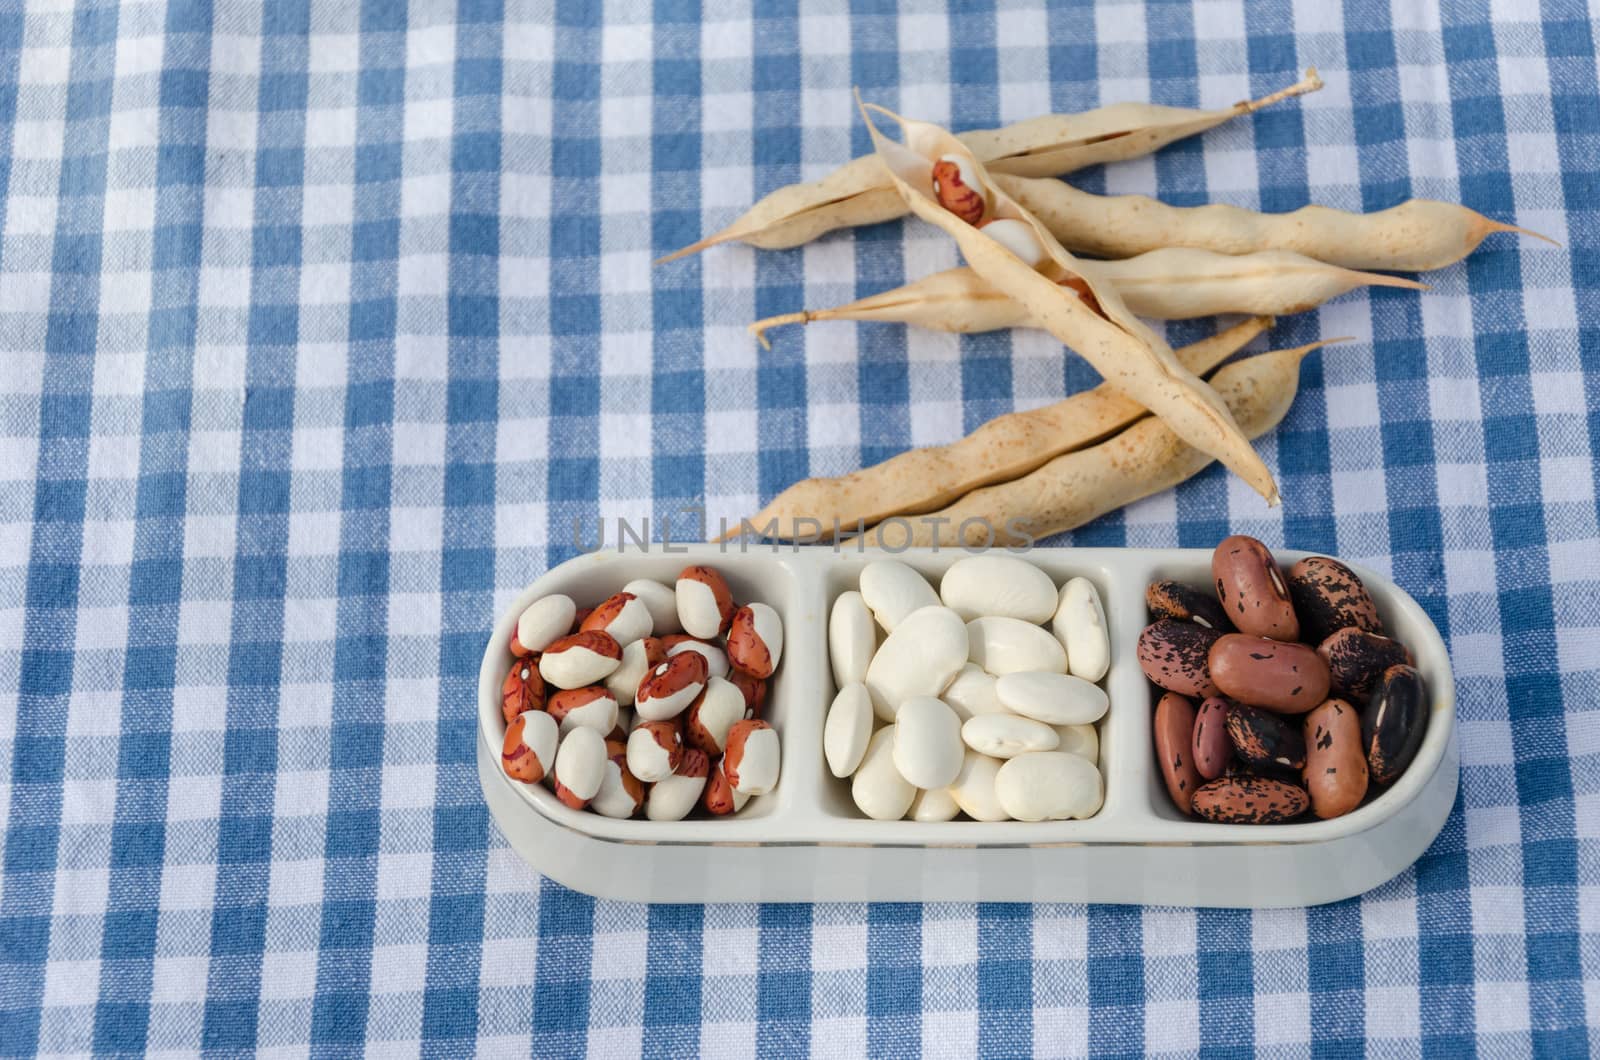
1212, 534, 1299, 640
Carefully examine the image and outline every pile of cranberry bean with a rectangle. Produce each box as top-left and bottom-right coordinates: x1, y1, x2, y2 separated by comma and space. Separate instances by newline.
499, 565, 781, 820
1138, 535, 1428, 824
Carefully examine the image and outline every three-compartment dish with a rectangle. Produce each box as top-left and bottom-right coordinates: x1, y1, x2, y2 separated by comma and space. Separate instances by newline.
477, 544, 1456, 906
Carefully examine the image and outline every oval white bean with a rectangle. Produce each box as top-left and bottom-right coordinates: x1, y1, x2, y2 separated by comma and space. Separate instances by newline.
966, 616, 1068, 675
1053, 577, 1109, 682
908, 787, 961, 822
825, 682, 874, 778
645, 772, 707, 822
994, 671, 1108, 726
859, 560, 940, 632
949, 750, 1009, 821
829, 591, 877, 687
940, 663, 1008, 722
1054, 723, 1099, 764
864, 605, 969, 722
852, 726, 917, 821
962, 713, 1059, 758
892, 696, 964, 790
994, 751, 1104, 821
938, 555, 1058, 623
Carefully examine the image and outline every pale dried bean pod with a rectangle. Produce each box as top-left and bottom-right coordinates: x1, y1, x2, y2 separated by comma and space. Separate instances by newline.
721, 315, 1271, 543
858, 100, 1278, 504
659, 72, 1321, 260
996, 172, 1555, 272
749, 253, 1420, 344
857, 340, 1329, 549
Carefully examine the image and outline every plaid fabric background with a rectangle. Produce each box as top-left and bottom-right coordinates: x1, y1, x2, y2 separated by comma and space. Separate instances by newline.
1, 0, 1596, 1054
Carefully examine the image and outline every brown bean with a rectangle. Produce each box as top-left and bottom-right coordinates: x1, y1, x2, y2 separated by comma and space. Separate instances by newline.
1146, 579, 1234, 633
1209, 634, 1329, 714
1153, 692, 1203, 814
1191, 775, 1309, 824
1302, 698, 1368, 819
1287, 556, 1383, 643
1363, 665, 1428, 785
1212, 534, 1299, 640
1137, 619, 1222, 697
1191, 696, 1233, 780
501, 656, 546, 724
1318, 627, 1413, 699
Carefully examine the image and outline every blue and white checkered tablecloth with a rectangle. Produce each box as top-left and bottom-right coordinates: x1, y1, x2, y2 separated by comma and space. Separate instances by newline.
2, 0, 1596, 1055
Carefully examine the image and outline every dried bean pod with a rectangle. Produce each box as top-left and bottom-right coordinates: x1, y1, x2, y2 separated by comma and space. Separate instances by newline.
855, 341, 1326, 548
997, 171, 1554, 273
660, 72, 1321, 261
748, 253, 1421, 345
859, 99, 1279, 504
726, 317, 1271, 542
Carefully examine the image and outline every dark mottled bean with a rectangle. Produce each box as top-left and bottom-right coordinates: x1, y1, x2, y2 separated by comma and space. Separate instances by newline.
1318, 627, 1413, 699
1137, 619, 1223, 697
1209, 634, 1329, 714
1154, 692, 1203, 814
1287, 556, 1383, 644
1191, 696, 1233, 781
1303, 698, 1368, 819
1191, 775, 1309, 824
1146, 579, 1235, 632
1363, 665, 1428, 785
1226, 703, 1306, 770
1212, 535, 1299, 640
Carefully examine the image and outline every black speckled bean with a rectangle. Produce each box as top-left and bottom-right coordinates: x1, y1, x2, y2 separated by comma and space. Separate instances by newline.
1318, 627, 1413, 699
1288, 556, 1383, 644
1226, 703, 1307, 770
1137, 619, 1223, 698
1363, 664, 1428, 785
1146, 579, 1235, 633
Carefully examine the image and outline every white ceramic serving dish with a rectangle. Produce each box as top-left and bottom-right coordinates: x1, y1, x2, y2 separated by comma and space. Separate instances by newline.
477, 544, 1457, 906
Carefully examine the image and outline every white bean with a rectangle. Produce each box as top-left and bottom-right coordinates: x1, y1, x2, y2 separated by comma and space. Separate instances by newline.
829, 591, 877, 687
891, 696, 964, 790
864, 605, 968, 722
1054, 723, 1099, 764
961, 713, 1059, 759
993, 751, 1103, 821
994, 671, 1108, 726
940, 663, 1008, 722
825, 683, 874, 778
1053, 577, 1109, 683
937, 555, 1058, 623
908, 787, 961, 822
852, 726, 916, 821
948, 750, 1009, 822
966, 616, 1068, 675
859, 560, 940, 632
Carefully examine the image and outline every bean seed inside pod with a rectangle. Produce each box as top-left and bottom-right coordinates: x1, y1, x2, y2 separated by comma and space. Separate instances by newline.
931, 153, 986, 225
977, 218, 1047, 268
